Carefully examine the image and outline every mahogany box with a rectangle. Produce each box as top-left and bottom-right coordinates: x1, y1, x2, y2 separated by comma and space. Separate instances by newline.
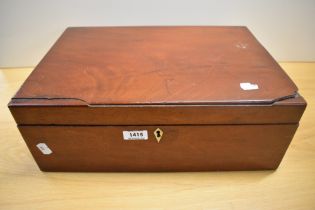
9, 26, 306, 172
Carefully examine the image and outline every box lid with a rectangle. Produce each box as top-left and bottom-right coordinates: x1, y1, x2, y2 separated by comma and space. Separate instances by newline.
13, 26, 297, 106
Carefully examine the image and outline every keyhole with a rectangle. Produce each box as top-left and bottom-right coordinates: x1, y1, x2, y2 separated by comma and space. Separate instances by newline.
154, 128, 163, 143
156, 131, 161, 137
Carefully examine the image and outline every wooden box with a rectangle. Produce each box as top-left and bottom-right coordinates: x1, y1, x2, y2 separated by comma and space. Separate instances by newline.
9, 26, 306, 172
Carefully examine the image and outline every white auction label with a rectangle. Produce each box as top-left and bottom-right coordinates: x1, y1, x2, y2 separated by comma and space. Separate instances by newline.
240, 82, 259, 90
123, 130, 148, 140
36, 143, 53, 155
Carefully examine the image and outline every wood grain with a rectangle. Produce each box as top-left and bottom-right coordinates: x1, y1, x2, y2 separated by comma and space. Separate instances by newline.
1, 63, 315, 209
19, 124, 298, 172
13, 27, 298, 105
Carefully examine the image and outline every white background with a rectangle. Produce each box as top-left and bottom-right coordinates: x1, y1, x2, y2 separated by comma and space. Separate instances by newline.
0, 0, 314, 67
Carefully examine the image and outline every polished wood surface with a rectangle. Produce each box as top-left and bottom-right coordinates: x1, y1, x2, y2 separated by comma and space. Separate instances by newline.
13, 27, 297, 105
9, 27, 306, 172
9, 95, 306, 125
19, 124, 297, 172
0, 63, 314, 209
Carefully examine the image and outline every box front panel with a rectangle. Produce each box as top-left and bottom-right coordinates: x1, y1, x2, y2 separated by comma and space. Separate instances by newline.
19, 124, 298, 171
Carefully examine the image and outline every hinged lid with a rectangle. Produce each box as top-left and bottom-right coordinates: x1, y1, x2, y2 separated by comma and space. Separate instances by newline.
13, 26, 298, 105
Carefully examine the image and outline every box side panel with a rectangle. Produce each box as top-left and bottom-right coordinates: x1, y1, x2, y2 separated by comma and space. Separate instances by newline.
18, 124, 298, 172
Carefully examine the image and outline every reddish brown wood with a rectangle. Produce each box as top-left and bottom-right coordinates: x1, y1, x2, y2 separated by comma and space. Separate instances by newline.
8, 26, 306, 171
9, 96, 306, 125
13, 26, 297, 105
19, 124, 298, 172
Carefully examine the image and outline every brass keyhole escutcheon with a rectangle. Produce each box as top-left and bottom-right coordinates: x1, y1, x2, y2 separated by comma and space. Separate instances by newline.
154, 128, 163, 143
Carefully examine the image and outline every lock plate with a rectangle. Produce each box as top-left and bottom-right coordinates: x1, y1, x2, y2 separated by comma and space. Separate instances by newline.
154, 128, 163, 143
